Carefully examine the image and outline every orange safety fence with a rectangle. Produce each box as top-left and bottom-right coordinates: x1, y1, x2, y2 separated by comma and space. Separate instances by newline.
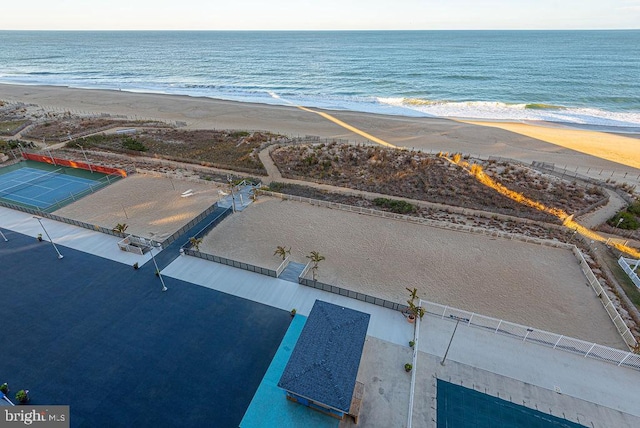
22, 153, 127, 178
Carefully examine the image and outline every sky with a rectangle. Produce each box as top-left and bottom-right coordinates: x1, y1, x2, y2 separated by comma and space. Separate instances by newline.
1, 0, 639, 30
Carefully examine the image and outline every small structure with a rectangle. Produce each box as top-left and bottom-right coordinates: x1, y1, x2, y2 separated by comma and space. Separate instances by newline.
278, 300, 370, 422
117, 235, 152, 255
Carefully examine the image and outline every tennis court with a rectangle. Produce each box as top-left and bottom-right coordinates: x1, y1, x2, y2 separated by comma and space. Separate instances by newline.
0, 161, 119, 212
437, 380, 586, 428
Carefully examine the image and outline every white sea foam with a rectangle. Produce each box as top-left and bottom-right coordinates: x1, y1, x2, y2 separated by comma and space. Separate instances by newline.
376, 97, 640, 129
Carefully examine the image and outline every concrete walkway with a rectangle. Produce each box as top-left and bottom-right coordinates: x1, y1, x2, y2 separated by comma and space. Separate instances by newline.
577, 188, 629, 229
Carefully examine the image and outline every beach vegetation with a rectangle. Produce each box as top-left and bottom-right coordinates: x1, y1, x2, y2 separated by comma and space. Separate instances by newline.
0, 120, 28, 136
306, 251, 325, 280
274, 245, 291, 261
0, 139, 34, 150
113, 223, 128, 233
25, 118, 144, 141
608, 212, 639, 230
270, 143, 604, 224
406, 287, 425, 320
69, 129, 275, 174
373, 197, 416, 214
189, 237, 203, 251
627, 200, 640, 216
230, 131, 250, 138
122, 136, 148, 152
15, 390, 29, 404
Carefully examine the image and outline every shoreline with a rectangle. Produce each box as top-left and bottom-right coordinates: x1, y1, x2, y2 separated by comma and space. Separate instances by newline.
4, 82, 640, 136
2, 83, 640, 175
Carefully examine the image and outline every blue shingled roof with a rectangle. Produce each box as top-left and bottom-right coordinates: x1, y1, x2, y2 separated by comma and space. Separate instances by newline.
277, 300, 370, 413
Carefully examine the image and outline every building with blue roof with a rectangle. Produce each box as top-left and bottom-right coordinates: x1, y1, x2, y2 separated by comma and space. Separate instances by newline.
277, 300, 370, 422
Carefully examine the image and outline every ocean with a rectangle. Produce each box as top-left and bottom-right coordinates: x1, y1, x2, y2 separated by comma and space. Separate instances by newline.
1, 30, 639, 130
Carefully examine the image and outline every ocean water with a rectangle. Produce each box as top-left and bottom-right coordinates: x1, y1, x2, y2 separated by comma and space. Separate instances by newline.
1, 30, 639, 130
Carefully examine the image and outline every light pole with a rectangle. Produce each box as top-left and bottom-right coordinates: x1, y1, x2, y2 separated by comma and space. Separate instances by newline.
227, 175, 237, 213
33, 217, 63, 259
441, 315, 468, 366
0, 229, 7, 242
150, 243, 167, 292
617, 217, 624, 229
78, 144, 93, 173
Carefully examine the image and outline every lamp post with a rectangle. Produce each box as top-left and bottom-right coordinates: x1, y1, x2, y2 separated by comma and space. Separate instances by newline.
150, 243, 167, 292
617, 217, 624, 229
77, 144, 93, 173
569, 228, 578, 243
33, 217, 63, 259
227, 175, 237, 213
441, 315, 468, 366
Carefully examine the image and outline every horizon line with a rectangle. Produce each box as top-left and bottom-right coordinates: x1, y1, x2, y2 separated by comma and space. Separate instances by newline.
1, 28, 639, 32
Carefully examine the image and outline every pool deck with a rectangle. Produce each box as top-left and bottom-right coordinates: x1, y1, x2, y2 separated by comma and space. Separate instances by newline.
2, 205, 640, 427
240, 315, 339, 428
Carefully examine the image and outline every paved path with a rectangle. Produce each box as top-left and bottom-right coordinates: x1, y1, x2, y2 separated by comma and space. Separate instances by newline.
577, 188, 628, 229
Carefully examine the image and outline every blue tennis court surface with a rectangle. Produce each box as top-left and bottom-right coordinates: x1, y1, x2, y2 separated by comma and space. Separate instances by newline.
0, 164, 113, 212
437, 380, 586, 428
0, 229, 292, 427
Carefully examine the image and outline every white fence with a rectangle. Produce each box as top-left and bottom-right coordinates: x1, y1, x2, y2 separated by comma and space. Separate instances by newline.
275, 256, 291, 277
420, 300, 640, 371
619, 257, 640, 289
574, 248, 637, 348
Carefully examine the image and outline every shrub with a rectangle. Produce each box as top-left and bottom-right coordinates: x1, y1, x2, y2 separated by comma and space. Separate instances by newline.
122, 136, 148, 152
608, 212, 639, 230
628, 200, 640, 216
15, 390, 28, 404
373, 198, 416, 214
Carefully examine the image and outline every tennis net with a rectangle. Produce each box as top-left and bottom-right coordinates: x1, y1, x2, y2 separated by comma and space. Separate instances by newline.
0, 168, 65, 198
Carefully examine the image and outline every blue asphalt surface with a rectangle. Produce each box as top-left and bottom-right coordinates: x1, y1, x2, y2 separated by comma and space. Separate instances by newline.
0, 228, 291, 428
146, 205, 230, 271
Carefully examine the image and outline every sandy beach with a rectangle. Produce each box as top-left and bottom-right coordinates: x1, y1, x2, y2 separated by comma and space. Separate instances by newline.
1, 84, 639, 180
53, 173, 223, 241
200, 197, 625, 348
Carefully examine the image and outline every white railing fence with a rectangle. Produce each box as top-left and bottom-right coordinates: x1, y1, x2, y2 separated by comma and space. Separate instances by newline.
572, 248, 637, 348
618, 257, 640, 289
275, 256, 291, 277
419, 299, 640, 371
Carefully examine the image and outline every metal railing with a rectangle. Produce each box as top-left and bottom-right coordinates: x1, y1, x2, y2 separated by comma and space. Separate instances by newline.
420, 299, 640, 371
183, 248, 278, 278
275, 256, 291, 277
163, 204, 230, 247
574, 248, 637, 348
619, 257, 640, 289
298, 275, 409, 313
178, 206, 233, 249
0, 199, 160, 247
